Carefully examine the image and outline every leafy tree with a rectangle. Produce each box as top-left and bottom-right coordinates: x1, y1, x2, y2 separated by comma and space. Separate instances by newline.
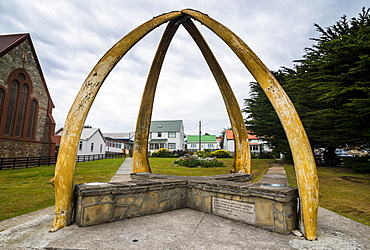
244, 7, 370, 162
243, 71, 290, 157
291, 7, 370, 149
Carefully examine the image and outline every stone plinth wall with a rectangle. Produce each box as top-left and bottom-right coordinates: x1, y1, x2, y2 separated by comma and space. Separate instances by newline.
75, 173, 298, 235
75, 180, 188, 227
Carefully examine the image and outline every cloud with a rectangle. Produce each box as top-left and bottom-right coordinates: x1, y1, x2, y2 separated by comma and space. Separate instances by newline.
1, 0, 367, 135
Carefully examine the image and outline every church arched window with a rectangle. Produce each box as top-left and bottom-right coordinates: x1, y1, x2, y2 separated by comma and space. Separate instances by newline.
2, 69, 37, 139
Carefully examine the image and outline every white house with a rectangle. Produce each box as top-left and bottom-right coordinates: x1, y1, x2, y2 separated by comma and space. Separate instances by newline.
77, 128, 106, 156
149, 120, 185, 152
223, 130, 271, 155
103, 132, 134, 154
186, 135, 218, 152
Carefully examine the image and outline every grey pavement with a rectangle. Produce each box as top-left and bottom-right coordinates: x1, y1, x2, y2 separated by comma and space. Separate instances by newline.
0, 158, 369, 249
109, 157, 132, 182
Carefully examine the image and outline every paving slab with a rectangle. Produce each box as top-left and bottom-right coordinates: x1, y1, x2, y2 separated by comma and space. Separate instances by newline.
0, 207, 369, 249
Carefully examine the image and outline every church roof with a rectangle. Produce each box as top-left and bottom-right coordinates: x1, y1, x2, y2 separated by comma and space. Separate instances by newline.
0, 33, 54, 108
0, 33, 29, 57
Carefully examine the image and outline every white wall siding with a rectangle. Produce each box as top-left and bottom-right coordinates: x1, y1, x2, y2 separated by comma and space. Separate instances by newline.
77, 131, 106, 155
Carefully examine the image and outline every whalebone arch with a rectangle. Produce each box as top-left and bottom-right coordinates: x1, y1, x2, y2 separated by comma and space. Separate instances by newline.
52, 9, 319, 241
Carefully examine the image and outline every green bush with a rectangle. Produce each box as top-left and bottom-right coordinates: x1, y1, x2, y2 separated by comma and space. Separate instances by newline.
195, 150, 212, 158
152, 148, 173, 158
201, 157, 225, 168
259, 151, 275, 159
210, 149, 232, 158
343, 157, 370, 173
174, 155, 201, 167
174, 155, 224, 168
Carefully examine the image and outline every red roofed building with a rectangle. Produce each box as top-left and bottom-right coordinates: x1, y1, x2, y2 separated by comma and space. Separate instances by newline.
223, 130, 271, 156
0, 33, 56, 158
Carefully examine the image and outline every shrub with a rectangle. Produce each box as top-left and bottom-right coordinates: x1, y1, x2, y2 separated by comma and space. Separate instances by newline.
172, 150, 187, 157
174, 155, 201, 167
343, 157, 370, 173
152, 148, 173, 158
174, 155, 224, 168
258, 151, 276, 159
201, 157, 225, 168
195, 150, 212, 158
210, 149, 232, 158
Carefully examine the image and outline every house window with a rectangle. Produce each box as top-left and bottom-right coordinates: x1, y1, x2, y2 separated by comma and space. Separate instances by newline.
168, 143, 176, 149
157, 132, 162, 138
100, 144, 103, 153
90, 143, 94, 152
208, 144, 214, 148
250, 145, 259, 151
79, 141, 83, 151
191, 144, 197, 148
168, 132, 176, 138
150, 143, 165, 150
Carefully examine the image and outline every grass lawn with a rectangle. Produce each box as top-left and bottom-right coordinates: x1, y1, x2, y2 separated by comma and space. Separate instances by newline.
149, 158, 274, 182
3, 156, 369, 228
0, 158, 124, 222
284, 163, 370, 226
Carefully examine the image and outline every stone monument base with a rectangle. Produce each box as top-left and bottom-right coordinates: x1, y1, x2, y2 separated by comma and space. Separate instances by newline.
74, 173, 298, 235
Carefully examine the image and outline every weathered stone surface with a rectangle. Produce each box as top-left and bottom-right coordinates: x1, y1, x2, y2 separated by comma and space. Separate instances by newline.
83, 203, 113, 226
255, 197, 273, 228
201, 192, 212, 213
81, 196, 96, 206
140, 191, 159, 214
159, 199, 172, 212
75, 175, 298, 235
286, 213, 298, 232
274, 211, 285, 222
274, 218, 285, 234
111, 206, 126, 221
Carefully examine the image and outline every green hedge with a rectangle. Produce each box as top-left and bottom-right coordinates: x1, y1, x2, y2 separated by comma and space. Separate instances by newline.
343, 157, 370, 173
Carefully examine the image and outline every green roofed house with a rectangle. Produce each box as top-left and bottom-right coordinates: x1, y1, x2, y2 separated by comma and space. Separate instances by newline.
149, 120, 185, 152
187, 134, 219, 152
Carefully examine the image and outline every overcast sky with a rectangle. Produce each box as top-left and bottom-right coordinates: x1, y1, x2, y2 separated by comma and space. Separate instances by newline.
1, 0, 367, 135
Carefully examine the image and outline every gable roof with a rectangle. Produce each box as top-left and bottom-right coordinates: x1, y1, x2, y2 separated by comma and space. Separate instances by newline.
0, 33, 29, 57
150, 120, 183, 132
103, 132, 134, 140
225, 130, 258, 140
80, 128, 105, 142
187, 135, 217, 143
0, 33, 54, 108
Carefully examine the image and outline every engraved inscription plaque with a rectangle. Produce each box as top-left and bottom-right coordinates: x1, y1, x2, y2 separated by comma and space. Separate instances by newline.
212, 197, 255, 224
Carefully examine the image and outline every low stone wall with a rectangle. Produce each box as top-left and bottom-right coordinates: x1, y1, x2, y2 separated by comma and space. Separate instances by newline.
74, 173, 298, 235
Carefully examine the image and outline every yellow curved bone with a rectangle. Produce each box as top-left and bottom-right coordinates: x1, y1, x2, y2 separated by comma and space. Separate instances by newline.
181, 9, 319, 240
51, 11, 182, 231
182, 19, 251, 173
132, 18, 184, 173
133, 17, 251, 174
53, 9, 318, 240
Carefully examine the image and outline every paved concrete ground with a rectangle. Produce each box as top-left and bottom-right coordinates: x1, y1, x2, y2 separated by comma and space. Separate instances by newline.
109, 157, 132, 182
0, 158, 369, 249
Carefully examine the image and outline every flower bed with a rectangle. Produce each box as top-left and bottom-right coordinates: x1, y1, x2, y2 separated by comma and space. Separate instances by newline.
174, 155, 224, 168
